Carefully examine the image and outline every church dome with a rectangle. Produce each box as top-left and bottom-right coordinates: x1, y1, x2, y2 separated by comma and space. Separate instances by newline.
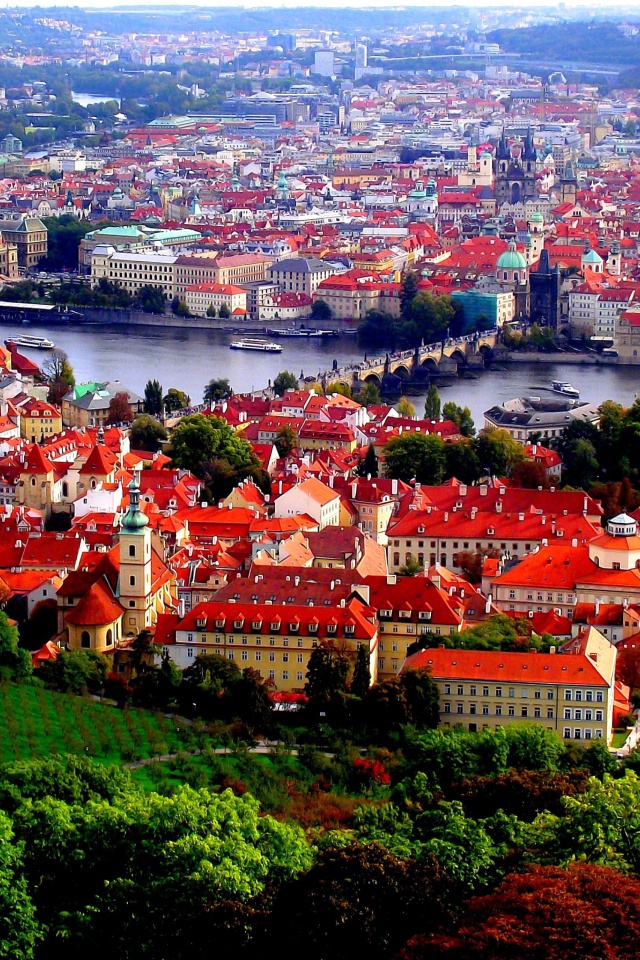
497, 241, 526, 270
529, 211, 544, 223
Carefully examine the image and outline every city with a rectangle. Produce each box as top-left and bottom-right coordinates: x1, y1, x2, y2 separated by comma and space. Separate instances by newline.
0, 4, 639, 959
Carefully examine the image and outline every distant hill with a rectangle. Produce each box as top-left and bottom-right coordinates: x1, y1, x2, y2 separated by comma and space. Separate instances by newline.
487, 21, 640, 66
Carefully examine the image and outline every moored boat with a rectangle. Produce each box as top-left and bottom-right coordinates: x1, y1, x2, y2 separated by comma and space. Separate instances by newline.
5, 335, 55, 350
229, 338, 282, 353
551, 380, 580, 398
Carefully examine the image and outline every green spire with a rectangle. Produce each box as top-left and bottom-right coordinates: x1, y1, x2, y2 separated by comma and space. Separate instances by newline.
121, 474, 148, 533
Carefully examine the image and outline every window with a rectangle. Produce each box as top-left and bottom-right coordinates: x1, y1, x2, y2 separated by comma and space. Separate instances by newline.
457, 685, 464, 695
574, 709, 582, 721
585, 709, 592, 721
81, 631, 91, 649
548, 690, 554, 700
255, 651, 261, 661
575, 690, 582, 702
534, 707, 541, 718
282, 653, 289, 663
564, 708, 571, 720
269, 652, 275, 662
508, 688, 515, 698
521, 707, 528, 717
596, 710, 603, 722
574, 729, 581, 740
482, 686, 489, 697
496, 687, 502, 698
585, 729, 592, 740
596, 691, 603, 703
470, 685, 477, 696
586, 691, 593, 702
241, 651, 248, 661
129, 575, 135, 587
129, 544, 136, 557
456, 703, 463, 714
482, 704, 489, 716
563, 728, 571, 738
495, 705, 502, 716
508, 705, 515, 716
565, 690, 572, 701
469, 703, 477, 715
282, 671, 288, 681
444, 702, 451, 714
444, 684, 451, 695
547, 708, 554, 719
534, 690, 541, 699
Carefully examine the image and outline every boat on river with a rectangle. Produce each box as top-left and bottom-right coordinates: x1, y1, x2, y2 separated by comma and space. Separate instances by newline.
229, 338, 282, 353
551, 380, 580, 398
5, 335, 55, 350
263, 326, 338, 339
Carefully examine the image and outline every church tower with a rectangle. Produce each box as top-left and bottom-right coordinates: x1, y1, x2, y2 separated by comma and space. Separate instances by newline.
118, 474, 153, 637
561, 160, 577, 206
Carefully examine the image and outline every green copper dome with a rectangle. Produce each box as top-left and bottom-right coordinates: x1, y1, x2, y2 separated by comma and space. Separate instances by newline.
497, 241, 527, 270
529, 211, 544, 223
121, 475, 149, 533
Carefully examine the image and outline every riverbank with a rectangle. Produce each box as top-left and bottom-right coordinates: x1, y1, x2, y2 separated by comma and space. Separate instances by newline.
504, 352, 618, 366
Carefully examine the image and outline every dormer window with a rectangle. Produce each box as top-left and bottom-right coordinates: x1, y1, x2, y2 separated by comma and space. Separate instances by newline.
327, 622, 337, 634
380, 608, 393, 619
196, 618, 206, 629
252, 620, 262, 631
233, 619, 244, 630
308, 621, 318, 633
399, 609, 411, 619
344, 624, 355, 635
270, 620, 281, 632
418, 610, 432, 620
289, 621, 300, 633
215, 618, 225, 629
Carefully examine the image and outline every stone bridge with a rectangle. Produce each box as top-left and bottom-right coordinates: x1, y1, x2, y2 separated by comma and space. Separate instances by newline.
314, 329, 499, 390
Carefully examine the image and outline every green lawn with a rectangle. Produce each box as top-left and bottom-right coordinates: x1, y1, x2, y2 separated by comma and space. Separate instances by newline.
611, 730, 630, 749
0, 681, 193, 764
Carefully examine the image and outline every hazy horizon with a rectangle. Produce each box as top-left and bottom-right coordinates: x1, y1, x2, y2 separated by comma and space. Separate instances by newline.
1, 0, 639, 9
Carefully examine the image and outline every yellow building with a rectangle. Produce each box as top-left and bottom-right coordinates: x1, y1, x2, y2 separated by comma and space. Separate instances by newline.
0, 215, 47, 270
19, 399, 62, 442
403, 626, 616, 742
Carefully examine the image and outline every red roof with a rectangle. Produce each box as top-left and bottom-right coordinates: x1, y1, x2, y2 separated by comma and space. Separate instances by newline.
404, 646, 608, 686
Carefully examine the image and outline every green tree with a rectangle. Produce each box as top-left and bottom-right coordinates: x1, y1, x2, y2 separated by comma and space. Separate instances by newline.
398, 555, 422, 576
171, 297, 191, 317
143, 378, 163, 417
129, 414, 168, 452
396, 397, 416, 418
203, 378, 233, 404
272, 371, 298, 396
327, 382, 352, 398
206, 303, 217, 318
357, 309, 397, 349
358, 382, 381, 406
384, 433, 446, 485
135, 284, 166, 314
444, 441, 481, 485
400, 270, 419, 323
0, 611, 31, 681
0, 811, 40, 958
475, 427, 524, 478
163, 387, 191, 412
170, 414, 261, 500
424, 384, 441, 420
39, 649, 108, 694
402, 667, 440, 728
218, 303, 231, 319
442, 401, 475, 437
274, 424, 299, 458
305, 642, 350, 707
402, 292, 454, 347
357, 444, 379, 479
310, 298, 332, 321
351, 643, 371, 698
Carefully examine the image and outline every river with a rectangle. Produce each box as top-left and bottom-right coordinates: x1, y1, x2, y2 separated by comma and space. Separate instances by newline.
3, 320, 640, 428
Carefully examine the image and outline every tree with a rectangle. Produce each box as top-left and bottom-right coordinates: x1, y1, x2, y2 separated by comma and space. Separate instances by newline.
163, 387, 191, 412
218, 303, 231, 319
402, 667, 440, 728
401, 292, 454, 347
0, 612, 31, 681
357, 444, 379, 479
129, 414, 168, 452
398, 555, 422, 576
203, 379, 233, 404
442, 401, 475, 437
311, 298, 332, 321
510, 460, 550, 489
171, 297, 191, 317
272, 371, 298, 396
396, 397, 415, 418
357, 310, 397, 349
327, 383, 352, 398
384, 433, 446, 485
275, 424, 298, 458
135, 284, 166, 314
424, 384, 441, 420
206, 304, 217, 318
0, 811, 40, 958
475, 427, 524, 478
42, 348, 75, 405
616, 646, 640, 692
170, 414, 261, 501
305, 641, 350, 712
39, 649, 108, 695
270, 844, 451, 960
400, 864, 640, 960
400, 271, 419, 323
358, 382, 381, 406
444, 441, 481, 485
144, 379, 163, 417
351, 644, 371, 698
106, 391, 134, 425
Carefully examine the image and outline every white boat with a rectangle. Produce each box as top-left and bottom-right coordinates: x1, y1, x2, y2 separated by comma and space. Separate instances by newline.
551, 380, 580, 398
5, 335, 55, 350
229, 338, 282, 353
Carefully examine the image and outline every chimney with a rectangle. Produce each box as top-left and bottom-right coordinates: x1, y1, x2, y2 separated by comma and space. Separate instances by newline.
532, 444, 537, 455
480, 484, 487, 496
550, 645, 556, 654
595, 598, 600, 615
351, 481, 357, 498
459, 483, 467, 496
329, 474, 334, 488
432, 574, 441, 590
391, 478, 398, 495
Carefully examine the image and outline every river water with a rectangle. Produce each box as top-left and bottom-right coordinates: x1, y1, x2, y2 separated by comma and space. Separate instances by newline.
3, 320, 640, 428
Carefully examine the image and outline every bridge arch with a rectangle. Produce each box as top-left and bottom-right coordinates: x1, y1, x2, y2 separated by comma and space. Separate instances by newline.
392, 364, 411, 380
362, 372, 382, 384
420, 357, 439, 371
449, 348, 467, 365
478, 344, 494, 361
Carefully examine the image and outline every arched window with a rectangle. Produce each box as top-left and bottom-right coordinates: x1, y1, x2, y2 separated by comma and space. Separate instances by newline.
129, 575, 135, 586
62, 482, 68, 498
81, 631, 91, 648
31, 477, 36, 486
129, 544, 136, 557
106, 629, 113, 646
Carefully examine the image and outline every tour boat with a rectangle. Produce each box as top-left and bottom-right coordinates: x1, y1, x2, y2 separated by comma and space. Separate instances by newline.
5, 335, 55, 350
229, 338, 282, 353
551, 380, 580, 398
263, 326, 338, 339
